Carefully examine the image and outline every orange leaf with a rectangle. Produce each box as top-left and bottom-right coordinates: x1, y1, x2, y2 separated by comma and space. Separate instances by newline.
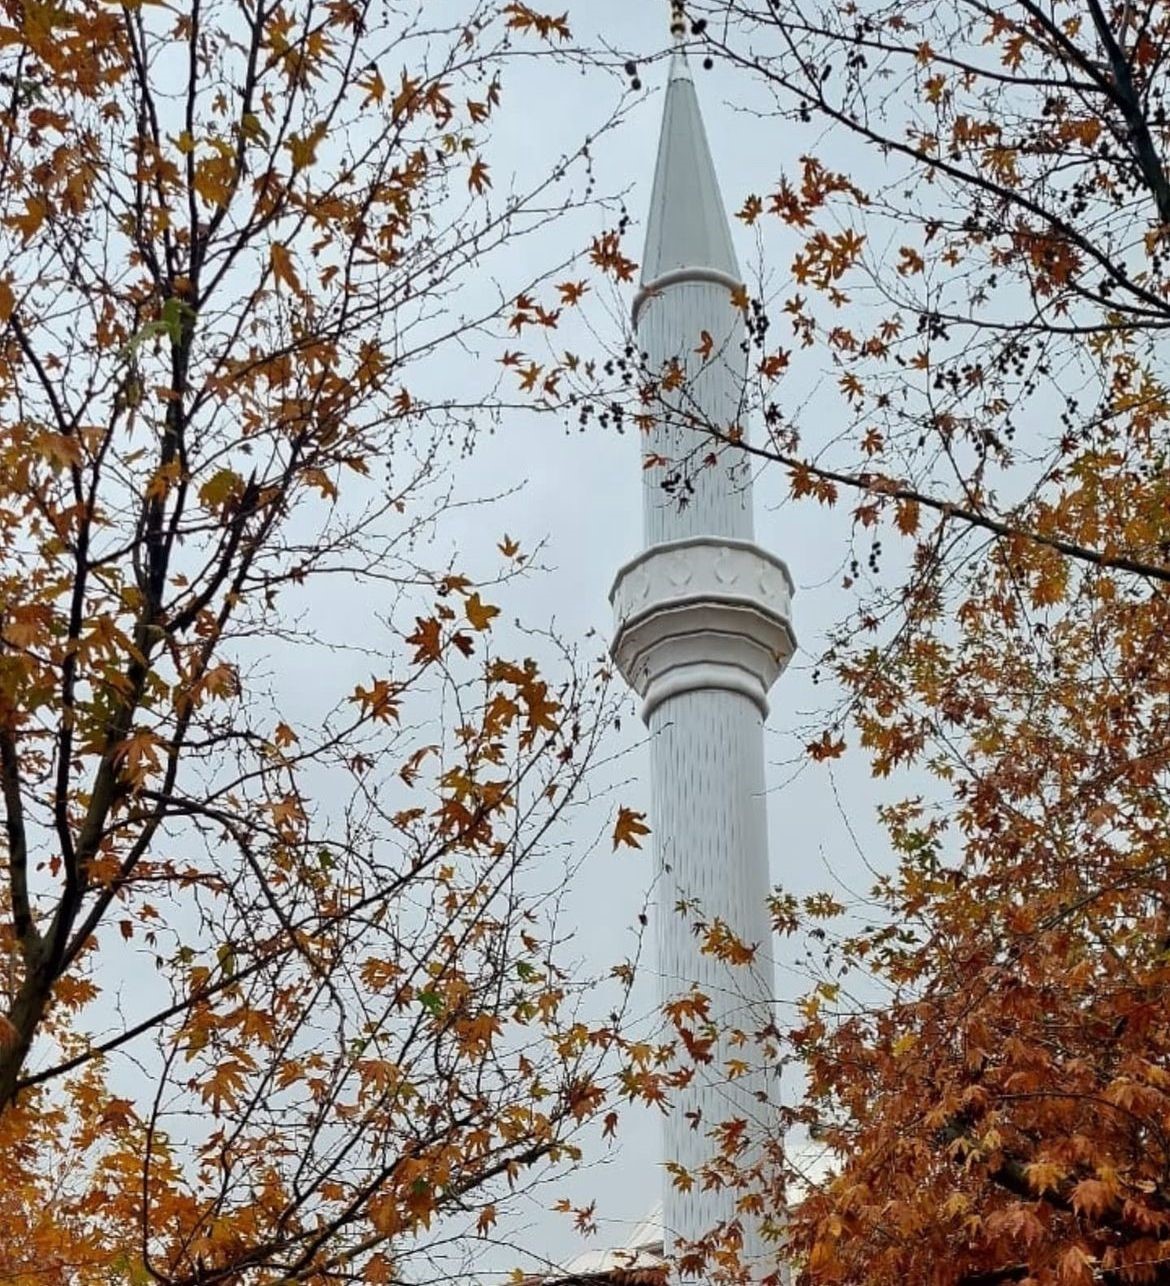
406, 616, 442, 663
465, 592, 499, 631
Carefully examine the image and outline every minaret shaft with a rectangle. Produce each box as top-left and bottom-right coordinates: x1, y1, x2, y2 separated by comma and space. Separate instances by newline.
648, 686, 774, 1270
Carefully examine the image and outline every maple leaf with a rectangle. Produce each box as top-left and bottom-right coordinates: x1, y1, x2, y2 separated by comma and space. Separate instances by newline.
359, 66, 385, 105
113, 728, 165, 789
758, 349, 791, 378
612, 807, 650, 850
465, 592, 499, 631
468, 157, 491, 194
285, 123, 326, 169
406, 616, 442, 663
498, 533, 521, 558
589, 230, 637, 282
807, 730, 846, 761
270, 242, 302, 294
5, 197, 47, 244
503, 3, 571, 41
738, 194, 763, 224
895, 498, 920, 536
199, 467, 243, 510
557, 280, 587, 305
352, 677, 400, 723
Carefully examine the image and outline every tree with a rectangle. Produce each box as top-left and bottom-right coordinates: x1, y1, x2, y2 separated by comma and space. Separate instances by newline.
0, 1, 634, 1280
586, 2, 1170, 1283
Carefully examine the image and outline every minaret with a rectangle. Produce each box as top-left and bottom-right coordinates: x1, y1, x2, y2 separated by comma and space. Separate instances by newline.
609, 10, 795, 1279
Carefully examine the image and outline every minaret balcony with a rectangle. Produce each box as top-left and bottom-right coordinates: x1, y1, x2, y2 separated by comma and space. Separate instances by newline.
610, 536, 796, 722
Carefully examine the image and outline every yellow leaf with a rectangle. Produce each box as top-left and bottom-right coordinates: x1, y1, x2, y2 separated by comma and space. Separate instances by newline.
285, 124, 325, 169
239, 113, 270, 146
198, 467, 242, 510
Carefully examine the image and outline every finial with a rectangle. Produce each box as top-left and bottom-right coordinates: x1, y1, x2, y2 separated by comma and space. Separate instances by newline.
667, 0, 692, 80
669, 0, 686, 43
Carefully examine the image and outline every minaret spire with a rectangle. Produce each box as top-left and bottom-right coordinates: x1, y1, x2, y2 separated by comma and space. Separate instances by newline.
610, 27, 795, 1285
639, 6, 737, 296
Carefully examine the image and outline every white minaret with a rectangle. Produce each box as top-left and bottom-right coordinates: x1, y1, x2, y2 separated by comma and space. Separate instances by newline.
610, 13, 795, 1280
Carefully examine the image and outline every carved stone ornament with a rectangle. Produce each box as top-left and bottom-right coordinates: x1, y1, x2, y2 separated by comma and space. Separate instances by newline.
610, 536, 796, 722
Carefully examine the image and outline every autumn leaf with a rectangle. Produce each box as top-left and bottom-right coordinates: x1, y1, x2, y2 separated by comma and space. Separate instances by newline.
199, 467, 243, 510
270, 242, 302, 294
758, 349, 790, 378
359, 66, 386, 105
738, 194, 763, 224
557, 280, 588, 305
503, 3, 571, 42
285, 124, 326, 169
6, 196, 47, 244
406, 616, 442, 663
894, 498, 920, 536
465, 592, 499, 631
897, 245, 925, 275
468, 157, 491, 194
352, 677, 400, 723
612, 806, 650, 850
807, 730, 846, 761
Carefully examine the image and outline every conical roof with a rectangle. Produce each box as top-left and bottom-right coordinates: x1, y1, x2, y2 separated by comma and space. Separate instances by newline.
641, 49, 740, 285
